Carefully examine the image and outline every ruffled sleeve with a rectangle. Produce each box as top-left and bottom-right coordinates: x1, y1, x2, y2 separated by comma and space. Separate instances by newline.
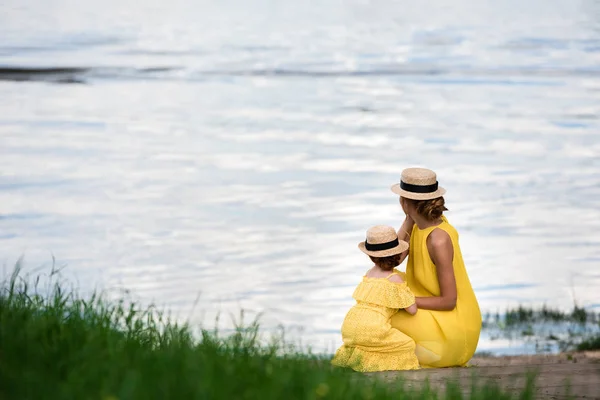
352, 279, 416, 309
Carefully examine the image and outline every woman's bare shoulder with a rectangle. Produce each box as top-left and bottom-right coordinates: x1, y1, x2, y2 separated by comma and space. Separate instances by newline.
428, 227, 451, 247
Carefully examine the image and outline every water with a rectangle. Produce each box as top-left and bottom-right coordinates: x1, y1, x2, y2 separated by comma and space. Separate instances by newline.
1, 0, 600, 355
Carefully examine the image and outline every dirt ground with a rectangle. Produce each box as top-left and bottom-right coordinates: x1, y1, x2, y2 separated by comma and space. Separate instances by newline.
368, 351, 600, 399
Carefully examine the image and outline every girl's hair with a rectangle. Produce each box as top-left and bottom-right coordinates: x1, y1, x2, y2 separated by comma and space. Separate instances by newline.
369, 254, 401, 271
407, 197, 448, 221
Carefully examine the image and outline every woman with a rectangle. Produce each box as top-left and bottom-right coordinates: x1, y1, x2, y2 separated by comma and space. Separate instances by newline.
389, 167, 481, 368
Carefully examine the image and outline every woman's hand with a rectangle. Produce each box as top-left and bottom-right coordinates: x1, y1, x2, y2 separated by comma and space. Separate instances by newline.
404, 303, 418, 315
415, 228, 457, 311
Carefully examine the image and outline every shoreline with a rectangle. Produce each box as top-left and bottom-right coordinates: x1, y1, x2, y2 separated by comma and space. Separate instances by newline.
369, 350, 600, 399
3, 265, 599, 399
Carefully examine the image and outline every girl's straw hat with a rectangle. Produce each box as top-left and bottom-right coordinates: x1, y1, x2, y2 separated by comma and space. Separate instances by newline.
390, 167, 446, 200
358, 225, 409, 257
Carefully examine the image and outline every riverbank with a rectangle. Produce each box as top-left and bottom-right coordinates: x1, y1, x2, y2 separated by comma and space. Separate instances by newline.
1, 267, 598, 399
370, 351, 600, 399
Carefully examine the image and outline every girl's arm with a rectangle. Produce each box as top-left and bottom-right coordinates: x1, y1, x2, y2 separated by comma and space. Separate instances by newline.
415, 229, 457, 311
397, 215, 414, 263
388, 274, 418, 315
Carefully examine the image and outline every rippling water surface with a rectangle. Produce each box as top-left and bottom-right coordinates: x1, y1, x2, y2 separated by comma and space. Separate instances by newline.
1, 0, 600, 354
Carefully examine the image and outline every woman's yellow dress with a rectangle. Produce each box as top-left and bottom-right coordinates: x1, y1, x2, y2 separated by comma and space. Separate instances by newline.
331, 270, 420, 372
391, 216, 481, 368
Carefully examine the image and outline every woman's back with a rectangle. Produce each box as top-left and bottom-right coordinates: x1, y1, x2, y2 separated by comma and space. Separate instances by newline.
392, 216, 481, 367
408, 217, 481, 323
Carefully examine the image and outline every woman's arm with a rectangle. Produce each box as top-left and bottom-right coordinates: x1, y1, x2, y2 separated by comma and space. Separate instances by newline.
415, 229, 457, 311
397, 215, 414, 264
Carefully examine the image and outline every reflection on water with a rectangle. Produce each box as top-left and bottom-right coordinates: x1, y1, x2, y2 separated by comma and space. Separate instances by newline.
1, 0, 599, 354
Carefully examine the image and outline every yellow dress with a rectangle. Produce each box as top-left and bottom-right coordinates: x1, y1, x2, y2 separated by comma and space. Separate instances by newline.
331, 270, 420, 372
391, 216, 481, 368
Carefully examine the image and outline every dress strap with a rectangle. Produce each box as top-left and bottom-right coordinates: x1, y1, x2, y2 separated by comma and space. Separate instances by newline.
384, 272, 397, 280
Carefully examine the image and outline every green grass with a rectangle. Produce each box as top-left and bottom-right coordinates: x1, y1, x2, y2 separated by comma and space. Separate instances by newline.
576, 335, 600, 351
483, 305, 599, 328
482, 304, 600, 353
0, 264, 539, 400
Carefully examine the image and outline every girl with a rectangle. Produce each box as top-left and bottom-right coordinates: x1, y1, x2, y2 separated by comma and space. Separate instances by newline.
331, 225, 420, 372
390, 167, 482, 368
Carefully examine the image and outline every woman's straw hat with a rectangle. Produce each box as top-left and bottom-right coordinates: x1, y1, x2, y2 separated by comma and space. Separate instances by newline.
358, 225, 409, 257
390, 167, 446, 200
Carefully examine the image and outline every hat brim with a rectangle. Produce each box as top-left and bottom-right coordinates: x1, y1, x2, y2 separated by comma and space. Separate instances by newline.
390, 184, 446, 201
358, 239, 409, 257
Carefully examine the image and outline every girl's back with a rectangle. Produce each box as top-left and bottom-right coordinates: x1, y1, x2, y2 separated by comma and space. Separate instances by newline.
331, 225, 420, 372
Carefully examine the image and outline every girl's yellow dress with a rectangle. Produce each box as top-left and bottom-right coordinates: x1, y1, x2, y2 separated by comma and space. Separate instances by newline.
331, 270, 420, 372
391, 216, 482, 368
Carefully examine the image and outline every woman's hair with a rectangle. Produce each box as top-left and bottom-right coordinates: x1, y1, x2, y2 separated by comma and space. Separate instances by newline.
407, 197, 448, 221
369, 254, 401, 271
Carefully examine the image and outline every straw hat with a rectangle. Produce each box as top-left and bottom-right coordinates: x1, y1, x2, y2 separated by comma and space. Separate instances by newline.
390, 167, 446, 200
358, 225, 409, 257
